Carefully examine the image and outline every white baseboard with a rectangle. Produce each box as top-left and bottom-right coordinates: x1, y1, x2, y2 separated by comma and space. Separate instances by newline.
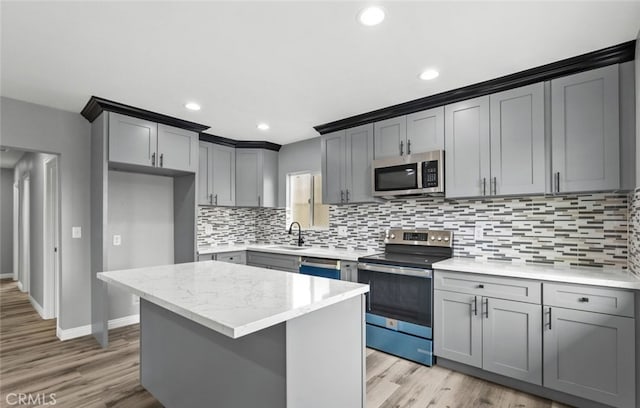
56, 314, 140, 341
17, 281, 24, 292
0, 273, 14, 279
29, 295, 46, 319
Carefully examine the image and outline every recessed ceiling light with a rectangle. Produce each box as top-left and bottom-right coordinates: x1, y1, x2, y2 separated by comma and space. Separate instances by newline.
257, 123, 270, 131
358, 6, 385, 26
419, 69, 440, 81
185, 102, 201, 111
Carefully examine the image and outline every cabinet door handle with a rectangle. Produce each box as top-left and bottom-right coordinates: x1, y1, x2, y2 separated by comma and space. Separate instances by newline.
492, 177, 497, 195
160, 153, 164, 167
209, 193, 213, 205
473, 296, 478, 316
346, 189, 350, 202
399, 140, 404, 156
258, 195, 261, 207
482, 178, 487, 196
407, 139, 411, 155
555, 172, 560, 193
340, 190, 344, 203
548, 307, 552, 330
484, 298, 489, 318
151, 152, 156, 166
214, 194, 218, 205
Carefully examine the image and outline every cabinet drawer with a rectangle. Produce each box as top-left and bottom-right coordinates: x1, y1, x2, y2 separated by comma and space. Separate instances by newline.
247, 251, 300, 272
543, 282, 634, 317
435, 271, 541, 304
215, 251, 246, 265
197, 254, 214, 262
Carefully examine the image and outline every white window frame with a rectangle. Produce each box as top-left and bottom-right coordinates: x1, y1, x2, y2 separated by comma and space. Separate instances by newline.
286, 171, 329, 231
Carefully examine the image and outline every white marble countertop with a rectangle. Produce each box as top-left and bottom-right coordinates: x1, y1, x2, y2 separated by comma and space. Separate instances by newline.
97, 261, 369, 339
432, 258, 640, 290
198, 244, 375, 262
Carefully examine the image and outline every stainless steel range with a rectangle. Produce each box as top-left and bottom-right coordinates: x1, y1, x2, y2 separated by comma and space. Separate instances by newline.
358, 228, 453, 366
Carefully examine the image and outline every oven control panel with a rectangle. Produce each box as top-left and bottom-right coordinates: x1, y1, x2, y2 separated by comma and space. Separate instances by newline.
384, 229, 452, 247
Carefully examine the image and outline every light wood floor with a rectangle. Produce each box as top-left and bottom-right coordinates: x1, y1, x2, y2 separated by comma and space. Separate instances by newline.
0, 279, 569, 408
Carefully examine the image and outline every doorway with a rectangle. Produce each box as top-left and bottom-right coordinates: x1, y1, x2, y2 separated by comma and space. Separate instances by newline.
44, 157, 60, 319
18, 175, 30, 293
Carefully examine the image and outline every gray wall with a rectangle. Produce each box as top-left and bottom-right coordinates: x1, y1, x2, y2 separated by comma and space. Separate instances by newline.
13, 152, 57, 306
277, 137, 321, 207
0, 168, 14, 276
107, 170, 174, 319
0, 97, 90, 329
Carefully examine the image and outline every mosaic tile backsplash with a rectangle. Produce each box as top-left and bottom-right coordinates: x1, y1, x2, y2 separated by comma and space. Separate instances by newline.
630, 188, 640, 274
198, 192, 630, 270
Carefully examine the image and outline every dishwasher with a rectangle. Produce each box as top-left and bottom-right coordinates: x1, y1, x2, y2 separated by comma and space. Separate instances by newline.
299, 257, 341, 280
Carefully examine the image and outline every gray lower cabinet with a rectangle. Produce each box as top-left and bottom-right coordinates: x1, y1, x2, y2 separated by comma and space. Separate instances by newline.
551, 64, 620, 193
235, 149, 278, 207
198, 251, 246, 264
321, 124, 374, 204
108, 112, 197, 173
246, 251, 300, 273
434, 290, 482, 368
198, 141, 236, 206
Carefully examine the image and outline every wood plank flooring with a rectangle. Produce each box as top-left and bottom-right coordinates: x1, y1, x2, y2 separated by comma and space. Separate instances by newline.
0, 279, 569, 408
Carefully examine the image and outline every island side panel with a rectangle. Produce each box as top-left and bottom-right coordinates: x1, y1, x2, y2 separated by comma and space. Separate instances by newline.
140, 299, 286, 408
285, 295, 365, 408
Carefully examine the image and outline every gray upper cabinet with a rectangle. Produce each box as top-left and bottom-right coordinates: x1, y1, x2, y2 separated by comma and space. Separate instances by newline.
321, 130, 347, 205
108, 112, 197, 173
482, 298, 542, 385
434, 290, 482, 368
406, 106, 445, 154
373, 107, 444, 160
444, 96, 491, 198
490, 83, 545, 196
157, 124, 198, 172
198, 142, 235, 206
543, 307, 635, 408
374, 116, 406, 159
551, 64, 620, 193
235, 149, 277, 207
321, 124, 374, 204
109, 112, 158, 167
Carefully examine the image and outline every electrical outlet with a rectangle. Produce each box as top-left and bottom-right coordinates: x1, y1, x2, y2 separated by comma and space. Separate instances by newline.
337, 226, 348, 237
113, 235, 121, 246
474, 223, 484, 240
204, 224, 214, 234
72, 226, 82, 239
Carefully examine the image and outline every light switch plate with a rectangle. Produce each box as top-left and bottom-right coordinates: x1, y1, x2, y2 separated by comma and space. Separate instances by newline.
337, 226, 348, 237
113, 235, 121, 246
72, 227, 82, 239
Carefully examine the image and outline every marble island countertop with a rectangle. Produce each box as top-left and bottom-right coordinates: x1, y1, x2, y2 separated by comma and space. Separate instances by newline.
433, 258, 640, 290
97, 261, 369, 338
198, 244, 376, 261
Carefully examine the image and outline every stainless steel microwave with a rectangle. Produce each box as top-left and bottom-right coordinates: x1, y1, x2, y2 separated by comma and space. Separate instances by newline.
372, 150, 444, 197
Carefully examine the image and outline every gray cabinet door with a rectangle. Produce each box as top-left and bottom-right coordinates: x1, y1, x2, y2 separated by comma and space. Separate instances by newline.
211, 144, 236, 206
406, 107, 444, 154
235, 149, 260, 207
198, 142, 213, 205
490, 83, 545, 196
157, 124, 197, 172
543, 307, 635, 408
321, 131, 346, 205
345, 124, 375, 203
374, 116, 406, 159
551, 64, 620, 193
260, 149, 278, 208
108, 112, 157, 167
482, 298, 542, 385
444, 96, 491, 198
434, 290, 482, 368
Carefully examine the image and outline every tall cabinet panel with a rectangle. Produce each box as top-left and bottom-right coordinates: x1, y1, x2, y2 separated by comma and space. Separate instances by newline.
345, 124, 375, 203
551, 64, 620, 193
198, 142, 213, 205
235, 149, 261, 207
321, 131, 346, 205
374, 117, 406, 159
211, 144, 236, 206
444, 96, 491, 198
406, 106, 445, 154
108, 112, 157, 167
490, 83, 545, 195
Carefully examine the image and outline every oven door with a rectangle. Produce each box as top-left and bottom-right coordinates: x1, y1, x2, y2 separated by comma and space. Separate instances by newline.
357, 263, 432, 329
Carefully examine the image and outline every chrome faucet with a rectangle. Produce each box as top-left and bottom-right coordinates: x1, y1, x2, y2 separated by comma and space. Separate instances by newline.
288, 222, 305, 247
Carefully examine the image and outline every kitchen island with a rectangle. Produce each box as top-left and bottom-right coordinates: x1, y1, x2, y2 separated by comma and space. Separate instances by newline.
97, 261, 369, 408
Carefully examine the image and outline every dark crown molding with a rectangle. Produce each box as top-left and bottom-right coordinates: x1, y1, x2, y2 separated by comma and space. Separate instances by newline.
199, 133, 281, 152
81, 96, 210, 133
314, 40, 636, 135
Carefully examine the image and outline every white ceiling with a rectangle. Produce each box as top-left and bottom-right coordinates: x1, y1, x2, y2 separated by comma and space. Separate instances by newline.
2, 1, 639, 145
0, 150, 25, 169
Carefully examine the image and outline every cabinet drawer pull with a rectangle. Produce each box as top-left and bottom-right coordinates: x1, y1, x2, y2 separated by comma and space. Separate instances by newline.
578, 297, 590, 303
151, 152, 156, 166
477, 284, 484, 289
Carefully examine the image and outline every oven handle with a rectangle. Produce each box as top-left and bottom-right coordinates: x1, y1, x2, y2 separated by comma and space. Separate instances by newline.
357, 263, 432, 278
